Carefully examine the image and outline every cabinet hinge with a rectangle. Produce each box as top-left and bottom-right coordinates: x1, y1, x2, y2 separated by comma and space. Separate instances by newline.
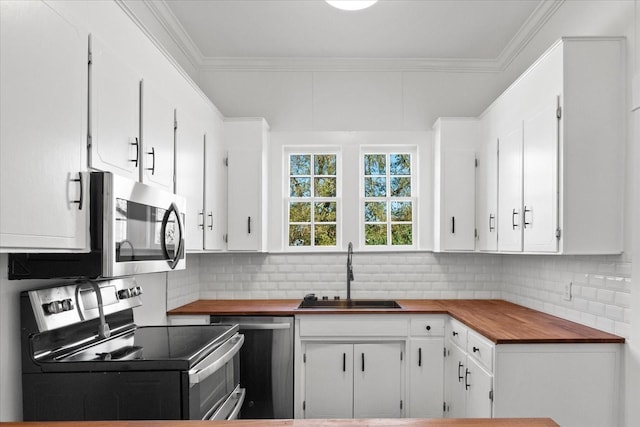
174, 119, 178, 131
223, 234, 228, 243
474, 228, 478, 239
475, 158, 478, 168
489, 390, 494, 401
303, 353, 306, 363
303, 401, 306, 411
556, 105, 562, 119
556, 228, 561, 239
224, 157, 229, 167
400, 351, 403, 361
400, 400, 403, 410
444, 347, 448, 357
88, 51, 92, 66
443, 402, 448, 413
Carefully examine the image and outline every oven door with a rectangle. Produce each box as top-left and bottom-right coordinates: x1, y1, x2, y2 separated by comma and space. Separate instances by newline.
103, 172, 186, 277
187, 333, 244, 420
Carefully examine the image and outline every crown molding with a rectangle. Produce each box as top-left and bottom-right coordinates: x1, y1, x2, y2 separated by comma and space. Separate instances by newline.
135, 0, 564, 73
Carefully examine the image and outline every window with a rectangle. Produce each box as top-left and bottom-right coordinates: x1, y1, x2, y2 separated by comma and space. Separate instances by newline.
362, 151, 415, 247
287, 152, 339, 248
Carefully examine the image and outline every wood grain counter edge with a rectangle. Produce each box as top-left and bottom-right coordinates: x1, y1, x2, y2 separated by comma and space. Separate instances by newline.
167, 299, 625, 344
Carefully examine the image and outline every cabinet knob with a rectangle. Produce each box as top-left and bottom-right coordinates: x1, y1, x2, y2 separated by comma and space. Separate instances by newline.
452, 331, 458, 337
425, 325, 431, 331
473, 346, 479, 353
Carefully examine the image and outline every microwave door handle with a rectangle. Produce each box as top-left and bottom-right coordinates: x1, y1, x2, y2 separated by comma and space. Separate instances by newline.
161, 202, 184, 269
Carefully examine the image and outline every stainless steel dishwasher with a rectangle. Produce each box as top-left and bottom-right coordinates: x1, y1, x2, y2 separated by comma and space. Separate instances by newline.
210, 316, 293, 419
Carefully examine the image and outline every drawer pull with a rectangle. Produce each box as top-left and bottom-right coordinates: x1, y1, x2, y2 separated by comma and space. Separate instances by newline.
457, 362, 464, 382
473, 346, 479, 353
465, 368, 471, 390
452, 331, 459, 337
418, 348, 422, 367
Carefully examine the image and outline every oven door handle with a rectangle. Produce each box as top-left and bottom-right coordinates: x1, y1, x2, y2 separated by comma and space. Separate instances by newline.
237, 323, 291, 330
188, 334, 244, 386
205, 385, 246, 420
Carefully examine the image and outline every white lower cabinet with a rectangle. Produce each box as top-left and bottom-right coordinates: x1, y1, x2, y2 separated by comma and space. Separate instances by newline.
303, 342, 403, 419
444, 321, 493, 418
407, 317, 445, 418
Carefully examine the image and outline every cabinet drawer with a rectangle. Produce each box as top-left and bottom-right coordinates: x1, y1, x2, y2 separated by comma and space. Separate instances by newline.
298, 316, 409, 337
410, 316, 445, 337
446, 318, 468, 348
467, 330, 494, 372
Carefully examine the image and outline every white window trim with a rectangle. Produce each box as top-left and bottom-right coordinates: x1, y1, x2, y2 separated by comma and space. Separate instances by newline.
283, 146, 342, 252
359, 145, 418, 251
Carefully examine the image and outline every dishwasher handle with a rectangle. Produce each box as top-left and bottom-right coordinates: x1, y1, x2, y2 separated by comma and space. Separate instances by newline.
236, 323, 291, 330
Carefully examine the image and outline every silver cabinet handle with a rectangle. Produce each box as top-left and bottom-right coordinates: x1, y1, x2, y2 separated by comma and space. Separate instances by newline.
512, 209, 519, 230
524, 205, 532, 228
247, 216, 252, 234
130, 137, 139, 167
207, 212, 213, 230
489, 213, 495, 232
199, 211, 205, 230
451, 216, 456, 234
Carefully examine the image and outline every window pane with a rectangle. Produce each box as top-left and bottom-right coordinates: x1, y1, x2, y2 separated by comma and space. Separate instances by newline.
289, 202, 311, 222
365, 201, 387, 222
365, 177, 386, 197
315, 224, 337, 246
364, 154, 386, 175
315, 202, 336, 222
365, 224, 387, 245
315, 177, 336, 197
314, 154, 336, 175
391, 224, 412, 245
390, 201, 412, 221
289, 225, 311, 246
290, 177, 311, 197
390, 154, 411, 175
390, 177, 411, 197
290, 154, 311, 175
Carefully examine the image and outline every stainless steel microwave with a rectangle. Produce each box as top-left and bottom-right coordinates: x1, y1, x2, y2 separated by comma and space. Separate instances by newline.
8, 172, 186, 279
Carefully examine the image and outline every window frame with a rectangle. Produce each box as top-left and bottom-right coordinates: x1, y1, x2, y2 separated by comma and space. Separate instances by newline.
359, 146, 418, 251
283, 147, 342, 251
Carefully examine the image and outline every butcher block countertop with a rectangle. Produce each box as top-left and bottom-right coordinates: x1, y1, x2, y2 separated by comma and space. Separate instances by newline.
0, 418, 559, 427
167, 299, 624, 344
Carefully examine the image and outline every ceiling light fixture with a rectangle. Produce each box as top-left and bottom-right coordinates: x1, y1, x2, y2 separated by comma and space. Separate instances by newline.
325, 0, 378, 11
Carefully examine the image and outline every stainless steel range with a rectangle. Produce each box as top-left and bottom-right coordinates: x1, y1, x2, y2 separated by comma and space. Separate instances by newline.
20, 278, 244, 421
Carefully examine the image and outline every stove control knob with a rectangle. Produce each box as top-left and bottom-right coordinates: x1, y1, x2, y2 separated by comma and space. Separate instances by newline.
61, 298, 73, 312
118, 289, 131, 300
44, 301, 62, 314
132, 286, 142, 296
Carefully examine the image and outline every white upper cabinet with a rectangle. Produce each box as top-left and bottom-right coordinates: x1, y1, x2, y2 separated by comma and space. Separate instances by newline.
433, 118, 478, 252
225, 118, 269, 252
475, 114, 498, 252
204, 110, 227, 251
140, 80, 175, 191
88, 35, 140, 181
0, 1, 89, 251
176, 110, 206, 252
482, 37, 625, 254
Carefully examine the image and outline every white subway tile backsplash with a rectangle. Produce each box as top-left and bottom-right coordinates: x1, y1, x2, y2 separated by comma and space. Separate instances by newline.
167, 252, 631, 339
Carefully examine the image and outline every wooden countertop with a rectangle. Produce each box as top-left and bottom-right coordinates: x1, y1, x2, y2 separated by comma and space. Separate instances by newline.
0, 418, 559, 427
167, 299, 624, 344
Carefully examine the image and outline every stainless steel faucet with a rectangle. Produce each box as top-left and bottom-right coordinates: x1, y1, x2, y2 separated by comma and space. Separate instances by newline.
347, 242, 354, 300
80, 282, 110, 339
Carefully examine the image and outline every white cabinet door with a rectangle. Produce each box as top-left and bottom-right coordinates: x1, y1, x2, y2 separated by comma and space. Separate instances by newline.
140, 80, 175, 192
523, 100, 559, 252
175, 111, 205, 251
408, 338, 444, 418
441, 150, 476, 251
476, 135, 498, 251
444, 343, 467, 418
353, 343, 403, 418
465, 357, 493, 418
0, 0, 88, 251
89, 35, 140, 180
227, 149, 262, 251
497, 125, 523, 252
304, 343, 353, 419
204, 111, 226, 251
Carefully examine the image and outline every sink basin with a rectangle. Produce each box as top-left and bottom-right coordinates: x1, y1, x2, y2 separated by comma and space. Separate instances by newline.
297, 299, 402, 309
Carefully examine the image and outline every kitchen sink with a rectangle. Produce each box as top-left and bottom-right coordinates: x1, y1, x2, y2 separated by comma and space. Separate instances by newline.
297, 299, 402, 309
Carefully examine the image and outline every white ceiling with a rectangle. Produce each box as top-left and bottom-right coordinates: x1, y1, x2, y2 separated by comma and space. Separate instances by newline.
154, 0, 561, 71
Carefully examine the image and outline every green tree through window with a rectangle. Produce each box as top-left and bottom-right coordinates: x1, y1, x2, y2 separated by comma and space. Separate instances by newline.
288, 153, 338, 247
363, 153, 413, 246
